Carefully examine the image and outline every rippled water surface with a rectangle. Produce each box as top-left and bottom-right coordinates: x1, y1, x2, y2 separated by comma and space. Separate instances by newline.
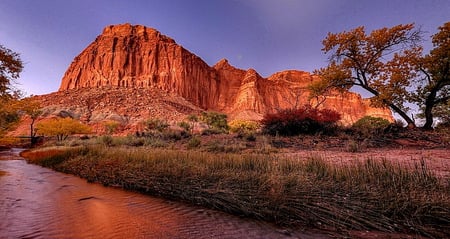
0, 149, 328, 239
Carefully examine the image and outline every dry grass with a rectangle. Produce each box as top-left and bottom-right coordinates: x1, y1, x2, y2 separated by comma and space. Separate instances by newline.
24, 145, 450, 238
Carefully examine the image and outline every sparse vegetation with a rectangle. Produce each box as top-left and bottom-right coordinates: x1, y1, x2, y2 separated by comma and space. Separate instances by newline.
23, 145, 450, 238
142, 118, 169, 134
200, 111, 229, 133
187, 136, 201, 149
178, 121, 192, 134
103, 120, 121, 135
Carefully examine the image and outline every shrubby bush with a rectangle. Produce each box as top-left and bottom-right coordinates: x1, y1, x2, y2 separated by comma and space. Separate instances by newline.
261, 106, 341, 136
229, 120, 259, 134
187, 136, 201, 149
143, 118, 169, 133
178, 121, 192, 133
200, 111, 229, 133
229, 119, 259, 140
103, 120, 121, 135
351, 116, 391, 137
435, 121, 450, 143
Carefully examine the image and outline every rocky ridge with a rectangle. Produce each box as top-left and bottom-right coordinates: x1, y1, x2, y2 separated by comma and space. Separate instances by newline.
22, 23, 393, 135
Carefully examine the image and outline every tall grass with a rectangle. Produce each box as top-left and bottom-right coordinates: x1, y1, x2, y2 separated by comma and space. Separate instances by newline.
24, 145, 449, 237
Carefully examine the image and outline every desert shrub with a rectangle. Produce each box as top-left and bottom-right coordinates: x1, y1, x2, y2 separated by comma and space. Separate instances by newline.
143, 118, 169, 133
98, 135, 114, 146
121, 135, 146, 146
178, 121, 191, 133
201, 128, 225, 135
103, 120, 121, 135
261, 106, 341, 136
143, 137, 167, 148
229, 119, 259, 137
187, 136, 201, 149
200, 111, 229, 133
384, 119, 407, 135
435, 121, 450, 143
161, 129, 190, 141
206, 140, 226, 152
205, 140, 245, 153
351, 116, 391, 137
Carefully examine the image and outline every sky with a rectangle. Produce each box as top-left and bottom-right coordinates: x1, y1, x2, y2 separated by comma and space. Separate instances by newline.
1, 0, 449, 96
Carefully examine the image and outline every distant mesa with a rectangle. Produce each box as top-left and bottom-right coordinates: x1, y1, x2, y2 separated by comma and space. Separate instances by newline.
23, 23, 392, 135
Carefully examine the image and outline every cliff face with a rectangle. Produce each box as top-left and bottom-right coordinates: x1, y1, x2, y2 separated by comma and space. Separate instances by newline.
60, 24, 219, 109
58, 23, 393, 125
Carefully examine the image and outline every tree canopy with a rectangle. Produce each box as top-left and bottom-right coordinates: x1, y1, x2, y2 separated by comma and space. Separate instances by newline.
314, 24, 422, 127
0, 44, 23, 99
416, 22, 450, 129
0, 44, 23, 135
36, 117, 91, 141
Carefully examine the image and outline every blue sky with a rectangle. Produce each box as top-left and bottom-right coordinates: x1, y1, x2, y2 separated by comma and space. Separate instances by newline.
1, 0, 449, 96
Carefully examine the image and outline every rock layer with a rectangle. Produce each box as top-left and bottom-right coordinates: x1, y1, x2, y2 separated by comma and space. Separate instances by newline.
58, 23, 393, 125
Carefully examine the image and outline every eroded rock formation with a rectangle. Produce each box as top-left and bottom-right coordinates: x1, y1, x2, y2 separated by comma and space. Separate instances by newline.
54, 23, 392, 128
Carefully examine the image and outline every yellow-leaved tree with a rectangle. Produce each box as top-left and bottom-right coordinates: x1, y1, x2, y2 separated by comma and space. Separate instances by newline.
0, 44, 23, 135
416, 22, 450, 129
314, 24, 423, 127
37, 117, 91, 141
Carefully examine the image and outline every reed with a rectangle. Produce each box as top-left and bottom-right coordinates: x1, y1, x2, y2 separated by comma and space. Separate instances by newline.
24, 145, 449, 238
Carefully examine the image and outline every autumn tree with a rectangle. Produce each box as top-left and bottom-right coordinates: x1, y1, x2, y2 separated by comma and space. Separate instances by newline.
0, 44, 23, 134
13, 98, 43, 145
36, 117, 91, 141
0, 100, 20, 135
416, 22, 450, 129
314, 24, 423, 127
0, 44, 23, 99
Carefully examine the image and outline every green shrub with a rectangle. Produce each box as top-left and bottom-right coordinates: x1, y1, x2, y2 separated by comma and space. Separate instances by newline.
143, 118, 169, 133
98, 135, 114, 147
178, 121, 192, 133
200, 111, 229, 133
352, 116, 391, 137
201, 128, 225, 135
187, 136, 201, 149
229, 119, 259, 139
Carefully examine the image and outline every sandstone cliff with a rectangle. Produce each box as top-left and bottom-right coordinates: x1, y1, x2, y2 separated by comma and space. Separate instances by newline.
55, 23, 393, 128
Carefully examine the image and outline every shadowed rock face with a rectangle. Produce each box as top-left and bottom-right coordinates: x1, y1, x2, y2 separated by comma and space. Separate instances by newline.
58, 23, 393, 125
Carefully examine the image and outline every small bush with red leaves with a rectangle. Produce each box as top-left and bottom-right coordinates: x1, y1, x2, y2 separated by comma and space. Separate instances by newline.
261, 106, 341, 136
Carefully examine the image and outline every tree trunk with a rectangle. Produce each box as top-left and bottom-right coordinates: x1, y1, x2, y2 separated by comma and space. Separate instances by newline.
388, 103, 416, 128
361, 85, 416, 128
30, 118, 35, 146
422, 100, 435, 130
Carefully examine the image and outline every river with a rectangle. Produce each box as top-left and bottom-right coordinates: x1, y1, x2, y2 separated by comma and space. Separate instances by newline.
0, 149, 328, 239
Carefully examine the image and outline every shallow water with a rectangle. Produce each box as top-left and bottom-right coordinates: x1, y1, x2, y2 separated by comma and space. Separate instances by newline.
0, 149, 328, 239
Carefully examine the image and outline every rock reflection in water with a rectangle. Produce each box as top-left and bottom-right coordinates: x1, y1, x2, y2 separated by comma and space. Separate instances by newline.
0, 149, 327, 239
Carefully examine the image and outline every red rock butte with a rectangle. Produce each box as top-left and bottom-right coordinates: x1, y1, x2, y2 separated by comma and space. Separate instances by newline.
38, 23, 392, 132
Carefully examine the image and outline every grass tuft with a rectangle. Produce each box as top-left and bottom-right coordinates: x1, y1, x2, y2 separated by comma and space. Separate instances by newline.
23, 146, 450, 237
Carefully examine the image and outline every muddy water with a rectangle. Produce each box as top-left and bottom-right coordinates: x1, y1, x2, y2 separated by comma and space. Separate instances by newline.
0, 149, 328, 239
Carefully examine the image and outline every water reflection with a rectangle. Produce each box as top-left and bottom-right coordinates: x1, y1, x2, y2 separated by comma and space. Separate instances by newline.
0, 149, 327, 238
